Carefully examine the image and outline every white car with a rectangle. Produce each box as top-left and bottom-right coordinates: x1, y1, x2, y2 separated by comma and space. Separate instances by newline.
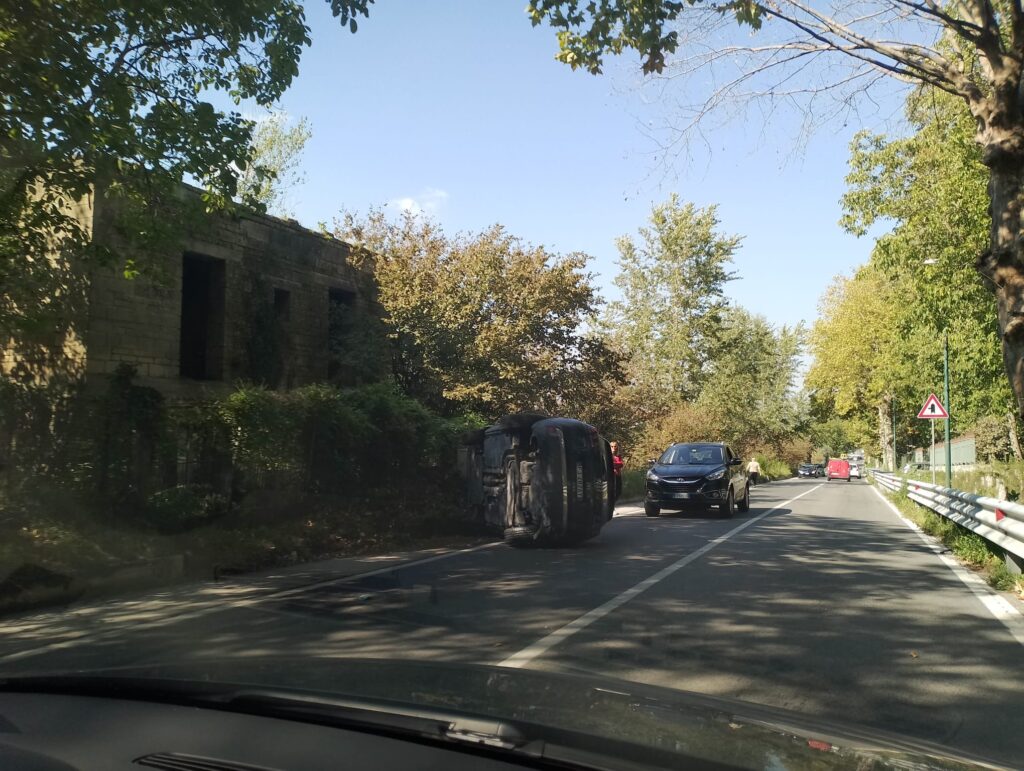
849, 464, 862, 479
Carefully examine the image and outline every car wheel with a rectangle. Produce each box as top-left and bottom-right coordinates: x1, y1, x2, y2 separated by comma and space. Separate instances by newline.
737, 484, 750, 513
718, 490, 734, 518
504, 525, 537, 548
644, 502, 660, 518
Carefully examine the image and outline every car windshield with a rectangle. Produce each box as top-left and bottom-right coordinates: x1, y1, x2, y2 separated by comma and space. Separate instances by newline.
5, 4, 1024, 769
660, 445, 724, 465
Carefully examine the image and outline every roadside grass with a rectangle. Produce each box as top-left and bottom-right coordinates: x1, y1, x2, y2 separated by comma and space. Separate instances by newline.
620, 469, 646, 501
756, 456, 792, 482
874, 478, 1024, 597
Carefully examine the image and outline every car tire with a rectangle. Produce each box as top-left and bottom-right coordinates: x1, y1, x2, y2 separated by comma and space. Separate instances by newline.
737, 484, 750, 513
644, 503, 660, 518
504, 525, 537, 548
718, 490, 734, 518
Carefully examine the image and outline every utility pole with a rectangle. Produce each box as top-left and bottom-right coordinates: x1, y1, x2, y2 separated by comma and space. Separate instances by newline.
944, 330, 951, 487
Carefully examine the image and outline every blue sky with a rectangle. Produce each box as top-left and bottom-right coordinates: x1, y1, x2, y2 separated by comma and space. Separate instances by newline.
268, 0, 906, 330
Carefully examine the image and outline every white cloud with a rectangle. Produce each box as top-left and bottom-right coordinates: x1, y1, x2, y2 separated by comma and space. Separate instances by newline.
389, 187, 449, 216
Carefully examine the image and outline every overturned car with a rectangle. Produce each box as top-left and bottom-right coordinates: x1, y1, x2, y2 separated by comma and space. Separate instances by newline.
458, 414, 617, 547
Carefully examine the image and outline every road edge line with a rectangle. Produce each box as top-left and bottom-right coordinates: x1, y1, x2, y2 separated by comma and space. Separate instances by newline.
869, 484, 1024, 649
498, 483, 824, 669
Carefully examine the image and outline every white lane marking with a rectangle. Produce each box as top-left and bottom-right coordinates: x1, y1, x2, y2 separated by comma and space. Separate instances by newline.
869, 485, 1024, 648
499, 484, 824, 668
0, 540, 501, 665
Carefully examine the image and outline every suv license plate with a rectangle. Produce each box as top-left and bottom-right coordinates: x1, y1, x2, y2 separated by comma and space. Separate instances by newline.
671, 492, 693, 499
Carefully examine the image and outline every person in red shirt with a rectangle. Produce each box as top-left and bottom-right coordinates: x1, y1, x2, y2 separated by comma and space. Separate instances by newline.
610, 441, 624, 499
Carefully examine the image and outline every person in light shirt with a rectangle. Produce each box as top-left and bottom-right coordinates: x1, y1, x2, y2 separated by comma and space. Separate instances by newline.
746, 457, 762, 486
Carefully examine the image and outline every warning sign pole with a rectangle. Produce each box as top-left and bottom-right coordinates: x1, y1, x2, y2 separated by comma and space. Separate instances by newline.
931, 419, 936, 485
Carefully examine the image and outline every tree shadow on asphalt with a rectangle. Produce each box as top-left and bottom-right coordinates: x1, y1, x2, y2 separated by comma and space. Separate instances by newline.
2, 500, 1022, 764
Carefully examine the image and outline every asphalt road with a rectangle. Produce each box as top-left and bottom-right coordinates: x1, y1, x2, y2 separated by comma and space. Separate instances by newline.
2, 478, 1024, 764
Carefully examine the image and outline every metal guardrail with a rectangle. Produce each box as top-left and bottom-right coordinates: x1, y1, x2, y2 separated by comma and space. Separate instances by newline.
870, 470, 1024, 561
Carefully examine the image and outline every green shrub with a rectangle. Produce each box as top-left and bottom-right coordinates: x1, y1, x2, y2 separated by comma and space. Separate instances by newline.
620, 469, 646, 500
756, 455, 792, 480
144, 485, 229, 534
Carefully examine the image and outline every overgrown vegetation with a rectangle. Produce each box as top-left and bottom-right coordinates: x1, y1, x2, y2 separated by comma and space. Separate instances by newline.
806, 84, 1020, 467
0, 369, 480, 608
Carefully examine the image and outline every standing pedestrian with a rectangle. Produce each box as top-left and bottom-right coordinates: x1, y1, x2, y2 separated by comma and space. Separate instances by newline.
610, 441, 624, 499
746, 457, 762, 486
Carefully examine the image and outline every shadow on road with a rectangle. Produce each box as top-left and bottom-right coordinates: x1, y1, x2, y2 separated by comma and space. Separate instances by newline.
540, 501, 1024, 764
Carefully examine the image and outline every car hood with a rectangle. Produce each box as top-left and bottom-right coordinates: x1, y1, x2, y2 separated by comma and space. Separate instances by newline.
3, 657, 1003, 770
651, 463, 725, 478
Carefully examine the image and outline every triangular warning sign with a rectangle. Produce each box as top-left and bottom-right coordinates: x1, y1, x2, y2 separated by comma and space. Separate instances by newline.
917, 393, 949, 419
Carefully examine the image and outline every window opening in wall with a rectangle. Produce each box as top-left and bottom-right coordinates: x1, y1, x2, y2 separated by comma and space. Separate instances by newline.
274, 288, 291, 322
327, 287, 356, 381
179, 252, 226, 380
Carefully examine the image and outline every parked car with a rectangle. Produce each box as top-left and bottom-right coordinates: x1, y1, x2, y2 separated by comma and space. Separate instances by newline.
645, 442, 750, 518
849, 464, 862, 479
458, 413, 616, 547
826, 458, 851, 481
797, 463, 820, 478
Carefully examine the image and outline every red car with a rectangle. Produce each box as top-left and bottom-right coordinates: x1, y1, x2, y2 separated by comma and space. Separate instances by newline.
826, 458, 851, 481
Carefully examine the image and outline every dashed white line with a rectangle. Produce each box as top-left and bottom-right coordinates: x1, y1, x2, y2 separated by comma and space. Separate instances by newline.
498, 484, 824, 668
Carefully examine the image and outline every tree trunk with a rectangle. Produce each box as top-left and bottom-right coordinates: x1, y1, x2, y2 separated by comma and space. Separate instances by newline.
980, 153, 1024, 418
878, 397, 894, 471
1008, 410, 1023, 460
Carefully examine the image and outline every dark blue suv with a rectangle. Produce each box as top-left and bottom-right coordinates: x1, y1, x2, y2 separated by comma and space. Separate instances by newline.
645, 442, 750, 518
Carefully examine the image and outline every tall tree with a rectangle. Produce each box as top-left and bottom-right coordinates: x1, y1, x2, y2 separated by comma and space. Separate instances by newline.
842, 86, 1012, 430
0, 0, 369, 340
697, 307, 805, 454
609, 195, 739, 406
335, 210, 622, 419
236, 112, 313, 219
526, 0, 1024, 420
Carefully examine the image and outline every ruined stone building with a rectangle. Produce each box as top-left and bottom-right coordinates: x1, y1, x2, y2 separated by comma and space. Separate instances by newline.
2, 187, 374, 401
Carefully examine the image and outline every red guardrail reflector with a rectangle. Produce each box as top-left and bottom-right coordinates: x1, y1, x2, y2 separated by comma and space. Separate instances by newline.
996, 508, 1006, 522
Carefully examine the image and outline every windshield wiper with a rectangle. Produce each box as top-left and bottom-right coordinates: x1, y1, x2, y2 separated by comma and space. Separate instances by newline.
0, 674, 531, 748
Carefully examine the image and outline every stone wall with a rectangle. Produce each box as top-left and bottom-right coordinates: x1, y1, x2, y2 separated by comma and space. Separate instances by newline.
82, 195, 368, 401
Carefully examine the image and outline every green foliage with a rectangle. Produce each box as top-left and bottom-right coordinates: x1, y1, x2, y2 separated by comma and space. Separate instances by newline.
626, 306, 805, 462
236, 112, 312, 218
0, 0, 365, 339
695, 307, 805, 453
809, 84, 1014, 460
218, 382, 459, 496
754, 455, 791, 481
620, 469, 647, 501
91, 364, 169, 511
526, 1, 764, 75
144, 485, 229, 534
327, 298, 393, 387
334, 210, 622, 419
609, 195, 739, 407
974, 416, 1012, 462
527, 0, 689, 74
